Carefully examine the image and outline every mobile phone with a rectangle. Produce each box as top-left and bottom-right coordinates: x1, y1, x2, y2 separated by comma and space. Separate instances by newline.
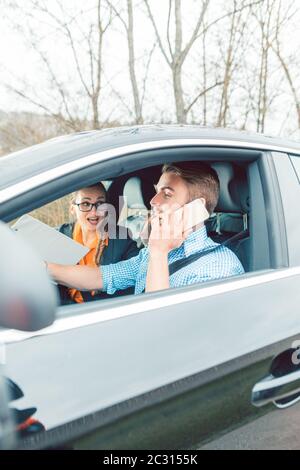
142, 199, 209, 246
175, 198, 209, 231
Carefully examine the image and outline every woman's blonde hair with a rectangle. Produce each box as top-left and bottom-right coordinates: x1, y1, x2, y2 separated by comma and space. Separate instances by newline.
71, 182, 108, 266
71, 182, 107, 203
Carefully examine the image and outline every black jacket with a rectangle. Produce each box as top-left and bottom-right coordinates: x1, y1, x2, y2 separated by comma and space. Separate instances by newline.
58, 223, 140, 304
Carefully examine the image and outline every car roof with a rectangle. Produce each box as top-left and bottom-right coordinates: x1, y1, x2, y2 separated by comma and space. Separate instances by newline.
1, 124, 300, 191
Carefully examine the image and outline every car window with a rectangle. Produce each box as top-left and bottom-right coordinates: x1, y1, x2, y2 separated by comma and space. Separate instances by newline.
13, 180, 140, 307
291, 155, 300, 184
27, 181, 111, 227
29, 193, 73, 227
8, 160, 265, 311
7, 193, 72, 229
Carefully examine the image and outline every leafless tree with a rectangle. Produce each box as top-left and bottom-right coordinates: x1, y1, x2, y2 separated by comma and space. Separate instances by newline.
144, 0, 266, 125
216, 0, 255, 127
2, 0, 116, 130
126, 0, 143, 124
107, 0, 156, 124
269, 0, 300, 129
144, 0, 212, 123
1, 0, 300, 148
253, 0, 274, 132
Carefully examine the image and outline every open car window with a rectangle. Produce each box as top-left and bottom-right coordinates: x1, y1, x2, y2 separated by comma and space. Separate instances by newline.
5, 139, 287, 321
28, 193, 73, 228
7, 158, 256, 311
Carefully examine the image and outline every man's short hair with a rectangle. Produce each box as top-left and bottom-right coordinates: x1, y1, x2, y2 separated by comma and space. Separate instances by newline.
162, 162, 220, 215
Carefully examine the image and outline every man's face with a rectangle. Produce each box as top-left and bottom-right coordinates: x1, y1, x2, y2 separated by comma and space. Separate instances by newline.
150, 172, 190, 215
72, 187, 106, 233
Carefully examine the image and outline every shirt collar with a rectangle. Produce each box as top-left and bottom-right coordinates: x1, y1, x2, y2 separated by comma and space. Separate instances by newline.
183, 224, 209, 257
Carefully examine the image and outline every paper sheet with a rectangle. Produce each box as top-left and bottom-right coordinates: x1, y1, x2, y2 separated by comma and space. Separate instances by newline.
11, 215, 89, 265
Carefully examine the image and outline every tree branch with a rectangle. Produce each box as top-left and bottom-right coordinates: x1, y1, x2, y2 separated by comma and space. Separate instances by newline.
143, 0, 171, 67
185, 81, 223, 115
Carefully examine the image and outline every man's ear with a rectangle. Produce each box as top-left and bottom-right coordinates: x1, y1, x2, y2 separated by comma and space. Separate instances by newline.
199, 197, 206, 209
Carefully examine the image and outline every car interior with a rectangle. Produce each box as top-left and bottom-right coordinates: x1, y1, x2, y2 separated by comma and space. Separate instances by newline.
112, 162, 251, 271
14, 145, 277, 306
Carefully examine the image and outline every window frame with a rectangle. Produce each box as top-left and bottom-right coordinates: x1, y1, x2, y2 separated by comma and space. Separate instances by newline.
2, 144, 288, 327
290, 154, 300, 184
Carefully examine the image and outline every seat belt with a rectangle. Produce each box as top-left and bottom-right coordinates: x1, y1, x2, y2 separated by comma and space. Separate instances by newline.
168, 229, 249, 276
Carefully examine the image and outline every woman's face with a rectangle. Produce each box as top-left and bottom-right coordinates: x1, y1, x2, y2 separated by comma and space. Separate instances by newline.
72, 186, 106, 233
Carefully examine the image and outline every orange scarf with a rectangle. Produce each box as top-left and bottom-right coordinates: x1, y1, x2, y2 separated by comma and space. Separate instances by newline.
69, 222, 108, 303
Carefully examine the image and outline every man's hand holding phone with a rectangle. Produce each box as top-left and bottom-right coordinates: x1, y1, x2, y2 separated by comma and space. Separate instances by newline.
148, 198, 209, 255
148, 211, 187, 254
145, 198, 209, 293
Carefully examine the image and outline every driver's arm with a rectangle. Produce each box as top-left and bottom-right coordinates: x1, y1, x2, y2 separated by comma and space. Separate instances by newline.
47, 263, 103, 291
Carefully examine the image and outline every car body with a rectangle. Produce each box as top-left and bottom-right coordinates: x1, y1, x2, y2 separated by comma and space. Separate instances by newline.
0, 125, 300, 449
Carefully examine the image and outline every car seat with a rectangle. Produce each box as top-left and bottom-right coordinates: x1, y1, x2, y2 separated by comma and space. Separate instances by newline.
209, 163, 250, 271
118, 176, 155, 247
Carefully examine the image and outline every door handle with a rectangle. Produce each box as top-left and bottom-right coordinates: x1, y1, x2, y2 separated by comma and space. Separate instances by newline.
252, 369, 300, 409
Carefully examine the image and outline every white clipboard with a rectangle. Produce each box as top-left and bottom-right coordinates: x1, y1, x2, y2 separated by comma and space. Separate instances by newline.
11, 215, 89, 265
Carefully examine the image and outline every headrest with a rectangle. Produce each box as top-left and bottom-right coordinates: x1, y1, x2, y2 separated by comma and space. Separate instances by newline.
118, 177, 150, 241
229, 172, 250, 213
123, 177, 146, 209
211, 163, 249, 213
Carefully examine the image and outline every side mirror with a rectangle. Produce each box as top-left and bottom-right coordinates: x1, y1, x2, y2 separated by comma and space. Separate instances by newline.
0, 221, 57, 331
0, 372, 15, 450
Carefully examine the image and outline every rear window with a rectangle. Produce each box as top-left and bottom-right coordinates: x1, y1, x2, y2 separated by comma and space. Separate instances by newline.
291, 155, 300, 183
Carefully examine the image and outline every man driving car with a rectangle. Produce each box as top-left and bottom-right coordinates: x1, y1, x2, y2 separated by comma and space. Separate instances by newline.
47, 162, 244, 294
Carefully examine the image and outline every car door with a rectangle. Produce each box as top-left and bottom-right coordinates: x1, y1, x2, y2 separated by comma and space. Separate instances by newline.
1, 265, 300, 450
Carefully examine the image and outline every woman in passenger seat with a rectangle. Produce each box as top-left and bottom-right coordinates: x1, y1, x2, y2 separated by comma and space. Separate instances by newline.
58, 182, 139, 304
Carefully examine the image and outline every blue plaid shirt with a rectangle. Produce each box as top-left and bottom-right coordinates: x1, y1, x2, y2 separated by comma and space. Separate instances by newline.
101, 225, 244, 295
